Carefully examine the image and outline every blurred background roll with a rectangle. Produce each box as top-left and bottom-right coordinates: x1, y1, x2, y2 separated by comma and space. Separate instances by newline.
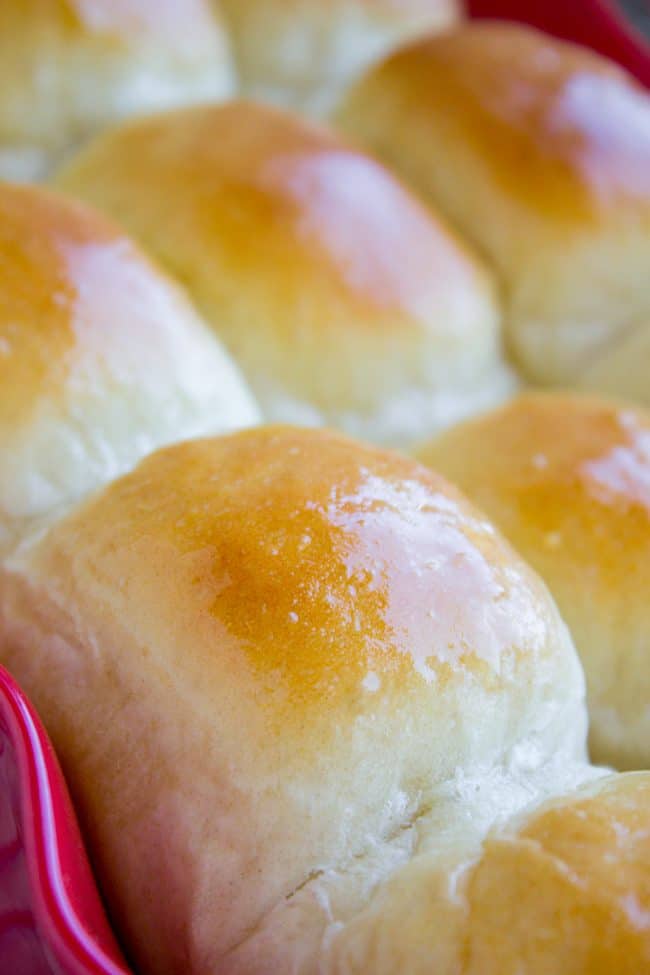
578, 319, 650, 406
216, 0, 460, 115
335, 23, 650, 396
0, 181, 258, 554
417, 392, 650, 770
56, 99, 515, 446
0, 0, 234, 181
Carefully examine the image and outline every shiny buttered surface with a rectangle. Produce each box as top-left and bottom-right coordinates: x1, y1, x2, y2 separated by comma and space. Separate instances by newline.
56, 99, 514, 445
1, 426, 599, 975
0, 0, 234, 182
335, 23, 650, 394
0, 181, 259, 553
418, 393, 650, 771
0, 6, 649, 974
217, 0, 460, 114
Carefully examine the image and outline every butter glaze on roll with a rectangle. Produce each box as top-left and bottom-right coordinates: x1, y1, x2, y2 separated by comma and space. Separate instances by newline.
56, 100, 514, 446
334, 23, 650, 388
0, 426, 594, 975
417, 393, 650, 770
217, 0, 460, 115
0, 0, 234, 181
0, 181, 259, 554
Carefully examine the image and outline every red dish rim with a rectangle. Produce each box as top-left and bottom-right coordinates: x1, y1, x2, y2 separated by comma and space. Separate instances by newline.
0, 665, 131, 975
466, 0, 650, 87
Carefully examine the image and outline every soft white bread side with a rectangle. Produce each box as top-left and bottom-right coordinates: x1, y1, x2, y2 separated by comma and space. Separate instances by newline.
0, 181, 259, 554
217, 0, 460, 115
334, 23, 650, 389
417, 393, 650, 770
0, 0, 234, 181
578, 320, 650, 406
231, 772, 650, 974
318, 773, 650, 975
0, 426, 590, 974
55, 100, 514, 446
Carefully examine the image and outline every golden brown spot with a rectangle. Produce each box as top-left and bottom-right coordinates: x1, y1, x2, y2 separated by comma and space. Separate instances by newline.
366, 23, 650, 223
0, 184, 113, 427
467, 775, 650, 973
420, 393, 650, 592
57, 100, 484, 333
82, 427, 551, 711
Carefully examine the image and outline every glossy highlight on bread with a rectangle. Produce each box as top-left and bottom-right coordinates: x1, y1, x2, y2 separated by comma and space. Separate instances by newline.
335, 22, 650, 390
0, 180, 259, 553
418, 392, 650, 770
56, 98, 514, 445
0, 425, 591, 974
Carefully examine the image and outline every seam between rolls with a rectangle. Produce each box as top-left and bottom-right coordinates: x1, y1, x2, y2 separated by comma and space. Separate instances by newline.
220, 795, 432, 960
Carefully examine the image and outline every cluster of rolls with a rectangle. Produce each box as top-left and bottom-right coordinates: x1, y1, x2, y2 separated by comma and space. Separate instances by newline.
0, 2, 649, 974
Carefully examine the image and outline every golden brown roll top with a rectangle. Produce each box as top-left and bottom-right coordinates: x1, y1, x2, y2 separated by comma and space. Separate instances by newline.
458, 772, 650, 975
55, 99, 514, 446
0, 426, 588, 974
0, 181, 259, 553
334, 23, 650, 390
217, 0, 460, 115
417, 392, 650, 770
0, 0, 234, 181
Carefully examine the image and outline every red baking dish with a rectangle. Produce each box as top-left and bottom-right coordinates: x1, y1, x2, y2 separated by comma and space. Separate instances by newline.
0, 665, 132, 975
466, 0, 650, 87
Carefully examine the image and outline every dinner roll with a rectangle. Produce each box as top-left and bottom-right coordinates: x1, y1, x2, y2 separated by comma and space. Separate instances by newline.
417, 392, 650, 770
0, 426, 589, 975
334, 23, 650, 387
0, 181, 259, 554
316, 772, 650, 975
217, 0, 460, 115
578, 319, 650, 407
0, 0, 234, 181
56, 99, 514, 446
